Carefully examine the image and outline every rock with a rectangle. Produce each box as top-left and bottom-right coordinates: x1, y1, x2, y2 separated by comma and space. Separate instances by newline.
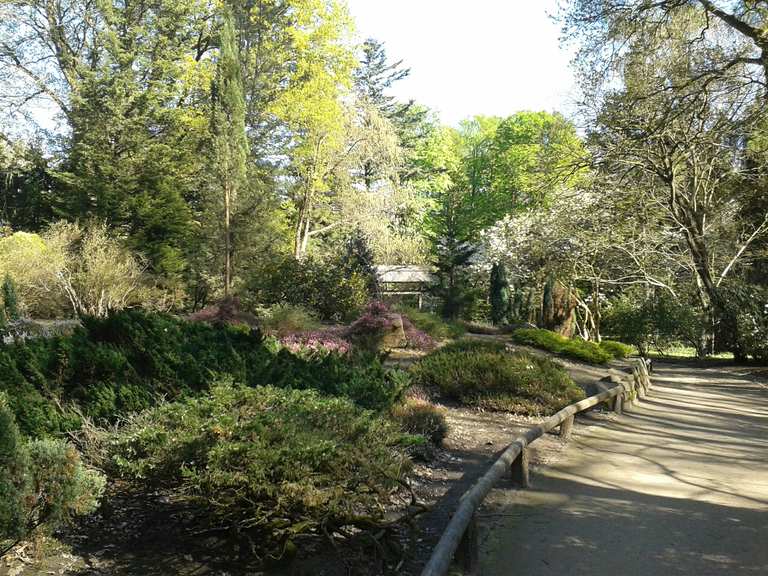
377, 314, 408, 350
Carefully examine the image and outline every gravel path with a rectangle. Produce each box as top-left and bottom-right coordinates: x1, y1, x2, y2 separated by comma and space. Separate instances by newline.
478, 362, 768, 576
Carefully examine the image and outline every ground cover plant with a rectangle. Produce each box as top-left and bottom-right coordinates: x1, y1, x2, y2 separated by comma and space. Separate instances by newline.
0, 310, 408, 438
511, 328, 613, 364
598, 340, 634, 359
410, 340, 585, 414
106, 383, 412, 562
394, 306, 466, 340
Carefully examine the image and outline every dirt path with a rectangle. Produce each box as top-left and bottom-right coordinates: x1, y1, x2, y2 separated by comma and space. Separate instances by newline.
478, 362, 768, 576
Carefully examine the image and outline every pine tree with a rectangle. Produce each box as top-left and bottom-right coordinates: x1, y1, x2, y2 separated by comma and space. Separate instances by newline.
210, 5, 248, 296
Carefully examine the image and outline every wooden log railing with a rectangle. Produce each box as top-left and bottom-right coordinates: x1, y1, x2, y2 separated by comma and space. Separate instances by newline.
420, 357, 653, 576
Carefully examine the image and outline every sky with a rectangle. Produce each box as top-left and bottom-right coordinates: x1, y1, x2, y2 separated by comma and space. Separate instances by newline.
346, 0, 578, 127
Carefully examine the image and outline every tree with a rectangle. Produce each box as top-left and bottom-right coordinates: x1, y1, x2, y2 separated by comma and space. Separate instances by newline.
560, 3, 768, 355
268, 0, 356, 259
1, 275, 19, 322
490, 263, 511, 326
559, 0, 768, 101
210, 5, 248, 296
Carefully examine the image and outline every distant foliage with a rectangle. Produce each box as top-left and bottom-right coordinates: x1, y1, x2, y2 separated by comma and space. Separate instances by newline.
247, 254, 371, 322
511, 328, 613, 365
410, 340, 584, 415
602, 292, 707, 356
0, 392, 104, 555
258, 303, 320, 337
718, 282, 768, 362
107, 383, 411, 560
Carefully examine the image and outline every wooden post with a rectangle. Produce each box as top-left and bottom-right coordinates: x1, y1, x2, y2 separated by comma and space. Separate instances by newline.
560, 415, 574, 439
455, 512, 479, 574
614, 393, 623, 414
511, 446, 530, 488
634, 368, 646, 399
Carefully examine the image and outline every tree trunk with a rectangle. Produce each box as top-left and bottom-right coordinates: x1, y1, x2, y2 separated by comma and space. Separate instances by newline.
224, 182, 231, 296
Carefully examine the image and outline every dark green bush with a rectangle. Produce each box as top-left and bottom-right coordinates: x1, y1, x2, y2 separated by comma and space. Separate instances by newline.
107, 383, 411, 560
391, 399, 449, 445
0, 310, 408, 437
511, 328, 612, 364
598, 340, 634, 359
246, 254, 370, 322
0, 392, 104, 555
410, 340, 584, 415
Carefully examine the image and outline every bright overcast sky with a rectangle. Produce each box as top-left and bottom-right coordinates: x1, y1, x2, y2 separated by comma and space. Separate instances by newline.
346, 0, 578, 127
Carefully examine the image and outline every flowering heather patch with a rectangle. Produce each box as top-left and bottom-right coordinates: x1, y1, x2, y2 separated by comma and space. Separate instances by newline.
401, 314, 437, 351
279, 327, 352, 355
347, 301, 436, 351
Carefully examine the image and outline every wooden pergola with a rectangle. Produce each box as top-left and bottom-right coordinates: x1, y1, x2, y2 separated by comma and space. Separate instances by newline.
375, 265, 435, 310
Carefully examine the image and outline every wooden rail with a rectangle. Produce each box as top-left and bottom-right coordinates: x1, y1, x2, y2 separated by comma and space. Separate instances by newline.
420, 358, 653, 576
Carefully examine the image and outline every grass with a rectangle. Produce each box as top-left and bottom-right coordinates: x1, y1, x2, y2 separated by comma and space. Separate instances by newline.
410, 340, 585, 415
511, 328, 613, 365
648, 345, 734, 360
395, 307, 466, 340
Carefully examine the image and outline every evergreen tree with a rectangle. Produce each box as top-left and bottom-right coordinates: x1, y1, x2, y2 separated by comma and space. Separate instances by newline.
490, 263, 511, 326
210, 5, 248, 296
1, 275, 19, 322
431, 190, 477, 320
341, 229, 379, 297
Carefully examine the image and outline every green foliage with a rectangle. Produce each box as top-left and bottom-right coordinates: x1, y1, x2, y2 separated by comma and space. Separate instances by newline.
1, 275, 20, 322
410, 340, 584, 414
602, 292, 707, 356
717, 282, 768, 362
511, 328, 612, 364
390, 398, 448, 445
258, 304, 320, 337
107, 383, 411, 559
395, 307, 466, 340
598, 340, 634, 359
246, 254, 371, 321
0, 392, 104, 554
490, 263, 510, 325
0, 310, 406, 437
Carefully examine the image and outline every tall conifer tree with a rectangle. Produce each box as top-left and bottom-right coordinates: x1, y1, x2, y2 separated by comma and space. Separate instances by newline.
210, 5, 248, 296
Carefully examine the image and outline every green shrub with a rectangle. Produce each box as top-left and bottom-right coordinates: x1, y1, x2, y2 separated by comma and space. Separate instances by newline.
107, 383, 411, 560
258, 303, 320, 337
511, 328, 612, 364
1, 275, 20, 322
391, 399, 449, 445
598, 340, 634, 359
0, 392, 104, 555
246, 254, 371, 322
410, 340, 585, 415
395, 307, 466, 340
0, 310, 407, 437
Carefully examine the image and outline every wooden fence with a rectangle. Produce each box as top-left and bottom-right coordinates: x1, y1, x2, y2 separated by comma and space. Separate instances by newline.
420, 358, 653, 576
